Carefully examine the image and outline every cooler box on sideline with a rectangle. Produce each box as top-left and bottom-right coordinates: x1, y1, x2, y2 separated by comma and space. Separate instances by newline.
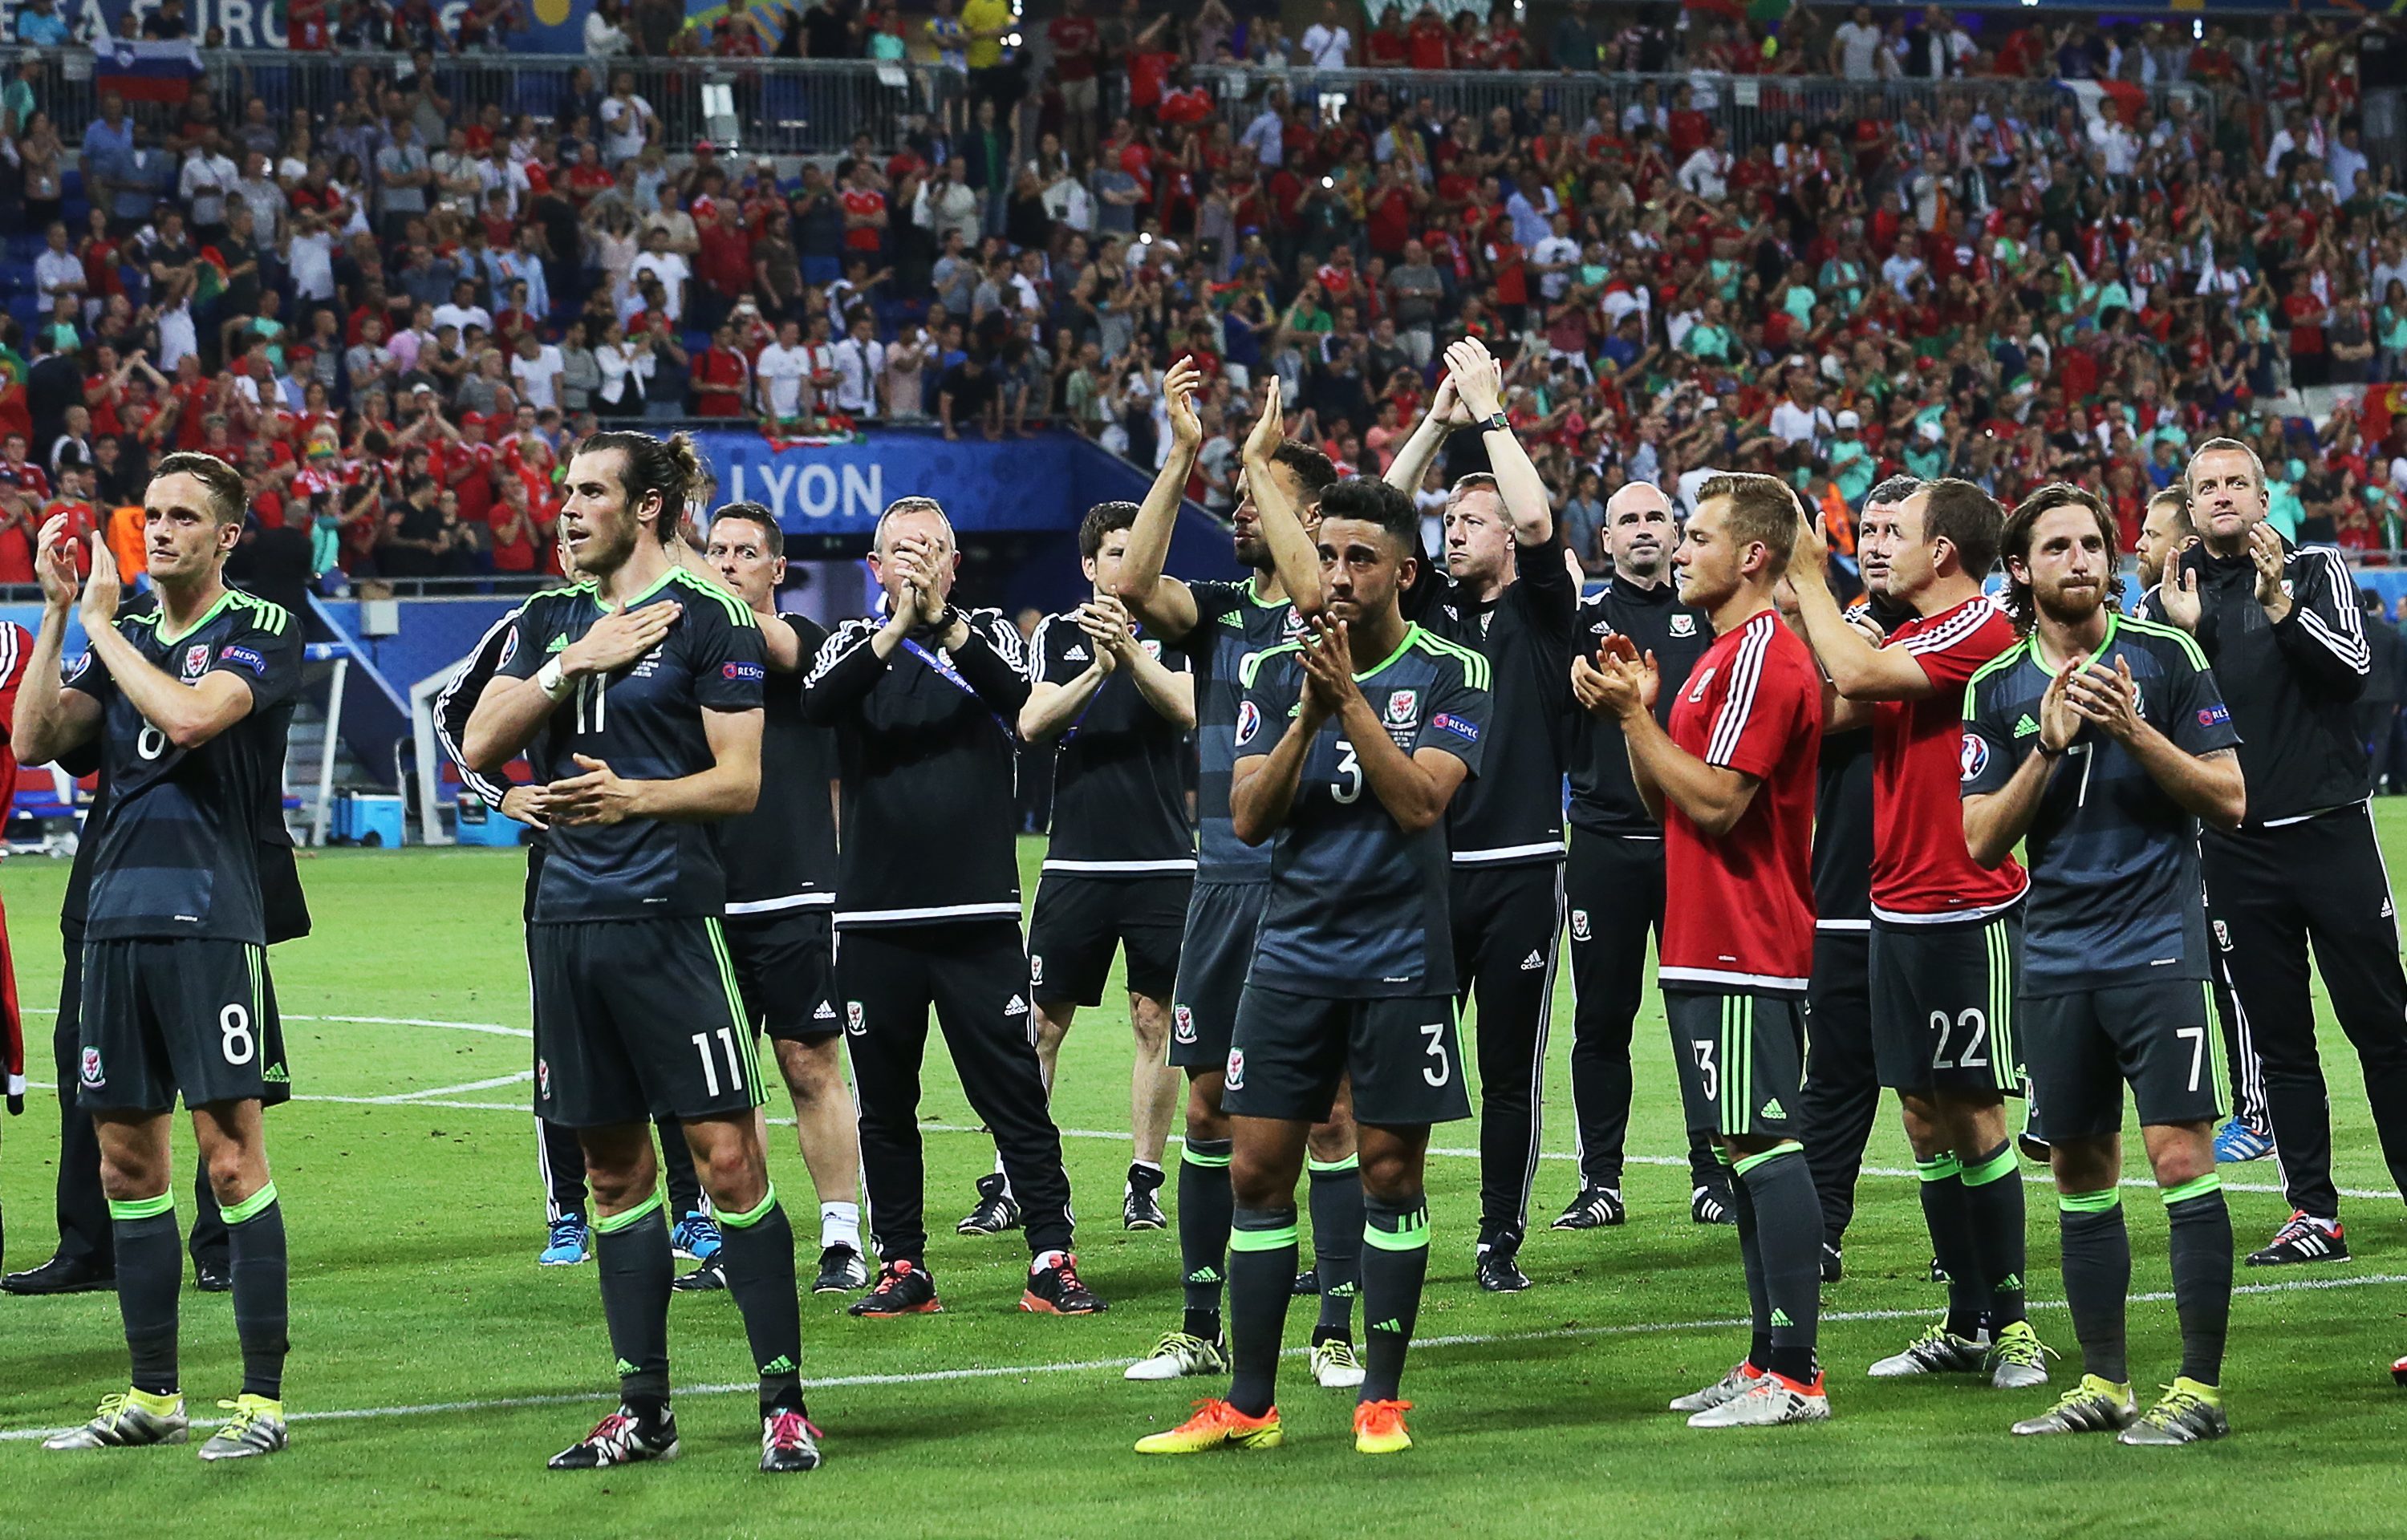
331, 792, 405, 847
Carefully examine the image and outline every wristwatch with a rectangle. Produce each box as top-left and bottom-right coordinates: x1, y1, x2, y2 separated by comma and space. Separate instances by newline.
926, 602, 959, 635
1482, 410, 1509, 433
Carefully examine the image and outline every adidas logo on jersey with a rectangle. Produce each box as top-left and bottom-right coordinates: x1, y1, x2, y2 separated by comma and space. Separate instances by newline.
1005, 994, 1029, 1015
2014, 713, 2039, 738
1760, 1097, 1786, 1119
1519, 950, 1544, 971
1065, 644, 1089, 661
814, 1000, 837, 1020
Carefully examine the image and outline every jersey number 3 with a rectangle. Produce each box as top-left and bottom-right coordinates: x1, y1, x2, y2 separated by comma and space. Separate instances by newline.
1331, 740, 1362, 804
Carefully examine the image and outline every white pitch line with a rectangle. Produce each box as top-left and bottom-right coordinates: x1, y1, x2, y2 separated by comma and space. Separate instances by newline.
12, 1007, 2403, 1202
26, 1082, 2400, 1205
377, 1072, 535, 1103
5, 1270, 2402, 1445
21, 1007, 534, 1039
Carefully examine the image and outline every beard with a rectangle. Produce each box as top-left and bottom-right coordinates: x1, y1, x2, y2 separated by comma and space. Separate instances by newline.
2032, 578, 2105, 627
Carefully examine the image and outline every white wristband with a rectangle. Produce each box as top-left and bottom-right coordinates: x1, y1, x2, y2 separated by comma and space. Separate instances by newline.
535, 657, 571, 700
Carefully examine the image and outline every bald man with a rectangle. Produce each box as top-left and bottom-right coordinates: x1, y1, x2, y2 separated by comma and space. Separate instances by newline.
1554, 481, 1732, 1230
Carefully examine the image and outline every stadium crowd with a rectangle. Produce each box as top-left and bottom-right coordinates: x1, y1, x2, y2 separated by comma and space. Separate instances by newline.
6, 2, 2407, 593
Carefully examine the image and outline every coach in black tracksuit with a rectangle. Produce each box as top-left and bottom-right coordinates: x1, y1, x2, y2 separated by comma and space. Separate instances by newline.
431, 605, 704, 1241
1796, 587, 1916, 1277
2145, 440, 2407, 1265
802, 500, 1098, 1314
1556, 483, 1725, 1229
1415, 456, 1577, 1291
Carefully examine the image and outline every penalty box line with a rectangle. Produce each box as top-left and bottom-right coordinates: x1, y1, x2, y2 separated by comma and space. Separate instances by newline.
3, 1270, 2403, 1444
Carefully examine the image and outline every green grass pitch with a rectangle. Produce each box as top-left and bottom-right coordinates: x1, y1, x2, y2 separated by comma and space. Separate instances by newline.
2, 822, 2405, 1540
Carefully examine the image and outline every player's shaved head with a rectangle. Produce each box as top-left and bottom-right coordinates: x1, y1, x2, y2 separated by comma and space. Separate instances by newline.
1604, 480, 1676, 581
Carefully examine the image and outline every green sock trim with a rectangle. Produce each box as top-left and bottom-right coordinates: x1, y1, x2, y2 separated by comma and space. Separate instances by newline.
220, 1181, 280, 1227
1961, 1147, 2018, 1188
592, 1190, 664, 1235
108, 1193, 173, 1222
1228, 1223, 1299, 1252
2057, 1188, 2121, 1214
2160, 1173, 2222, 1206
1180, 1144, 1232, 1169
1305, 1153, 1360, 1174
1363, 1216, 1431, 1253
1731, 1143, 1802, 1178
718, 1184, 778, 1230
1914, 1153, 1963, 1182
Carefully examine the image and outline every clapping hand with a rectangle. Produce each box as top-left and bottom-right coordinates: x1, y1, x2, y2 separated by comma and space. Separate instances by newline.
1298, 614, 1357, 723
2064, 654, 2144, 743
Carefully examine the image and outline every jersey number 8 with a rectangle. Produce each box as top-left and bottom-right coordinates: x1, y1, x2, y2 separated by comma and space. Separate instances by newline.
219, 1003, 255, 1066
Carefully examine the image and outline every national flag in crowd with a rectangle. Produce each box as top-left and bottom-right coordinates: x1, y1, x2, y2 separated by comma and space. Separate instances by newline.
95, 38, 205, 107
196, 246, 231, 306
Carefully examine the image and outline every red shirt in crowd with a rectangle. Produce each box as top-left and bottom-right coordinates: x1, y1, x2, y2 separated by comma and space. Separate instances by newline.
1049, 13, 1097, 79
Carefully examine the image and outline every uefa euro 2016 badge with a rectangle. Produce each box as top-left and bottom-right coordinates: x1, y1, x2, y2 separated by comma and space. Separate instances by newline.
1959, 732, 1989, 783
1670, 614, 1698, 637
